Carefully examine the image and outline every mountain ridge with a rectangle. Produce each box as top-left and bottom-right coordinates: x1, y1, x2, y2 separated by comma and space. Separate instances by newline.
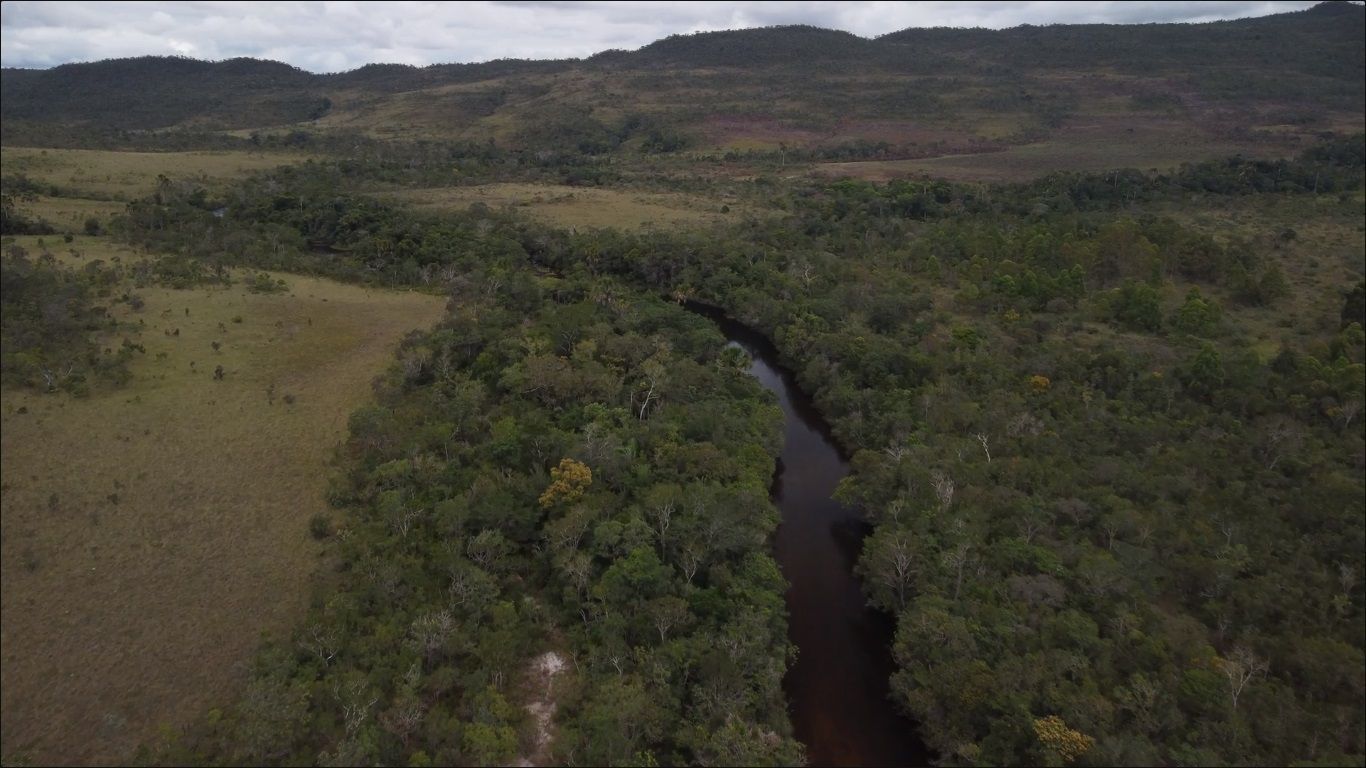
1, 2, 1361, 158
4, 1, 1361, 77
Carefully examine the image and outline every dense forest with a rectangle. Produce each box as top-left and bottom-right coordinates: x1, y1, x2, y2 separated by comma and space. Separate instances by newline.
69, 127, 1361, 765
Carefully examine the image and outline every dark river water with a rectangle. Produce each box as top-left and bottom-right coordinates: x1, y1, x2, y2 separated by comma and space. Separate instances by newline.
686, 302, 928, 767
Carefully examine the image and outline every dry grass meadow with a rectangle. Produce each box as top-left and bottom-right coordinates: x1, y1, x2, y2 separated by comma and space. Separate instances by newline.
1, 146, 310, 200
0, 235, 446, 765
1160, 193, 1366, 357
1, 146, 310, 239
807, 118, 1307, 183
385, 182, 735, 230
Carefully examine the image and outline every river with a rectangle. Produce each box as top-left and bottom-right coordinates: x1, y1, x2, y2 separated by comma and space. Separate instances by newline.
686, 302, 928, 767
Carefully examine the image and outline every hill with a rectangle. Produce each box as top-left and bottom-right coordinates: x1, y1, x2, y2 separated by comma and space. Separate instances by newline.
880, 0, 1364, 78
1, 2, 1361, 161
1, 57, 326, 129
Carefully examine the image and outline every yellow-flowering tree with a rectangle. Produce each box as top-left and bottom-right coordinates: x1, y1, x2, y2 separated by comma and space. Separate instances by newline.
539, 458, 592, 509
1033, 715, 1093, 764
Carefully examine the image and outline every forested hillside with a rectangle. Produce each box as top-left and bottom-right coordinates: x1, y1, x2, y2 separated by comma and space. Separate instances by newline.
3, 2, 1361, 158
0, 57, 326, 129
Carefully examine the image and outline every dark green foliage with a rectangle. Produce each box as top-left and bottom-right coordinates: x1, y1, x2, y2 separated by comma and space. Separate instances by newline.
0, 245, 132, 392
1108, 280, 1163, 332
1173, 288, 1222, 336
619, 25, 876, 69
1341, 280, 1365, 329
245, 273, 288, 294
1237, 263, 1291, 306
640, 125, 689, 154
129, 253, 231, 290
308, 514, 332, 540
790, 138, 1366, 222
880, 2, 1364, 106
0, 174, 61, 237
1, 192, 54, 235
0, 56, 324, 130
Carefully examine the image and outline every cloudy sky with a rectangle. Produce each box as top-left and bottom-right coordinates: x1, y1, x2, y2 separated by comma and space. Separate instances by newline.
0, 1, 1327, 73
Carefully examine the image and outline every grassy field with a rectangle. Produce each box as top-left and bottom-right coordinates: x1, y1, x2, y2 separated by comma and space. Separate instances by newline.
806, 118, 1306, 182
2, 146, 311, 244
384, 182, 736, 230
2, 147, 310, 200
15, 196, 127, 231
0, 235, 446, 765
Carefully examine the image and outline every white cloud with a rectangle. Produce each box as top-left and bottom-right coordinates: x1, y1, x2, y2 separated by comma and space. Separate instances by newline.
0, 0, 1326, 72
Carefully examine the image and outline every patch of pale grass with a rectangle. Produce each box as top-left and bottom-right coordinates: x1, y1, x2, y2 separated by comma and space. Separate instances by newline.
0, 240, 444, 765
387, 183, 733, 230
1, 147, 309, 200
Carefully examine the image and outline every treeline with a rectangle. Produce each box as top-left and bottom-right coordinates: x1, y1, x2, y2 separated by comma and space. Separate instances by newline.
1, 195, 55, 236
515, 109, 691, 155
0, 120, 365, 153
1, 173, 60, 235
0, 243, 137, 394
0, 123, 630, 190
792, 134, 1365, 225
710, 139, 1003, 166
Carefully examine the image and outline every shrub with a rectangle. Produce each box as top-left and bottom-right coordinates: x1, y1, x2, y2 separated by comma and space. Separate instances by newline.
246, 272, 288, 294
309, 514, 332, 539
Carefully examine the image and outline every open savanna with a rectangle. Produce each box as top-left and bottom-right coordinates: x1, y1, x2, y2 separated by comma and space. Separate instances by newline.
1, 146, 311, 200
806, 117, 1313, 183
910, 190, 1364, 386
0, 235, 446, 765
385, 182, 737, 230
1162, 193, 1366, 356
16, 195, 126, 231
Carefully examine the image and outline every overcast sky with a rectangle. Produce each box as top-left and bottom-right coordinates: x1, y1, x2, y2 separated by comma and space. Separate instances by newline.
0, 1, 1328, 73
